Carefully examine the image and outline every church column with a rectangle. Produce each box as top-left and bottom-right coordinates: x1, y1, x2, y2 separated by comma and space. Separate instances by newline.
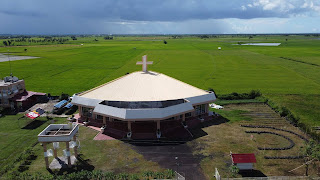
65, 142, 72, 168
78, 106, 82, 116
42, 142, 49, 169
205, 104, 209, 114
157, 120, 160, 130
128, 121, 132, 132
103, 116, 106, 125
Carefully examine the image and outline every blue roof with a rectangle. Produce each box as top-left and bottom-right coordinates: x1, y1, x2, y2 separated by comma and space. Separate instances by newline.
54, 100, 68, 108
65, 103, 73, 109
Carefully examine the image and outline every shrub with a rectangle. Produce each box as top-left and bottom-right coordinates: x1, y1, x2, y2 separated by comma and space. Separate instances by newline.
59, 93, 69, 101
229, 165, 239, 177
164, 169, 175, 179
117, 173, 129, 180
279, 106, 290, 117
218, 90, 261, 100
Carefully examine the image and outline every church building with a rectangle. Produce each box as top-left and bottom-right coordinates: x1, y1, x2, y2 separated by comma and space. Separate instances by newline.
72, 55, 216, 139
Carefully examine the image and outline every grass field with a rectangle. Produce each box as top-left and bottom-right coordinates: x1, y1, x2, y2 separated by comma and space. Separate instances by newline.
0, 114, 65, 175
14, 103, 319, 179
1, 35, 319, 129
0, 35, 319, 178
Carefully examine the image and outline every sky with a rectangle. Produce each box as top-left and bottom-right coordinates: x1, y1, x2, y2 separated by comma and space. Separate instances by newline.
0, 0, 320, 34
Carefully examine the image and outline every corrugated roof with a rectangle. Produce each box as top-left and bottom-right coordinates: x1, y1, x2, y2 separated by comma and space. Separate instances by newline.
231, 153, 257, 163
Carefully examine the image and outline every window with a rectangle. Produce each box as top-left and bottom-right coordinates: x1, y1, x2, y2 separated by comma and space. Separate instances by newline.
96, 114, 103, 120
82, 107, 93, 117
195, 104, 206, 115
185, 112, 192, 118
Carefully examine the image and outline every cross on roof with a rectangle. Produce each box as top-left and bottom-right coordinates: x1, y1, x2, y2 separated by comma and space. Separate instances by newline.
136, 55, 153, 72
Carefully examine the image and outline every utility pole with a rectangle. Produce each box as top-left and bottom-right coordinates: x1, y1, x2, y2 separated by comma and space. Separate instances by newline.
8, 49, 12, 77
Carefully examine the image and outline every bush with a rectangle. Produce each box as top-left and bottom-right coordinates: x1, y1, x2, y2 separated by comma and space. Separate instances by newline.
117, 173, 129, 180
164, 169, 175, 179
4, 169, 176, 180
59, 93, 69, 101
265, 98, 320, 141
218, 90, 261, 100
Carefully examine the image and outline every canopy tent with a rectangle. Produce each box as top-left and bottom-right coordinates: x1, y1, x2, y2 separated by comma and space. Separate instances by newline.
54, 100, 68, 109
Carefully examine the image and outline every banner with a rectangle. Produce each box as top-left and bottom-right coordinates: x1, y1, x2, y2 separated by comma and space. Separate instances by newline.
26, 111, 39, 119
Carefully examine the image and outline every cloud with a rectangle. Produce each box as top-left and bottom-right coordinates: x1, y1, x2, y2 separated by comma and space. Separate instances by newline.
0, 0, 319, 34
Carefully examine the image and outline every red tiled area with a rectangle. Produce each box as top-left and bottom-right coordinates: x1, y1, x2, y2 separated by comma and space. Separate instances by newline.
94, 132, 115, 140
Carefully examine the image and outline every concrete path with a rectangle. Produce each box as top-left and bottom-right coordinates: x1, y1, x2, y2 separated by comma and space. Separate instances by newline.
0, 53, 39, 62
49, 156, 77, 169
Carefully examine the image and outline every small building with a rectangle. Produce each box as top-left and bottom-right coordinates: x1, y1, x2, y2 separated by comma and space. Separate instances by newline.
231, 153, 256, 170
0, 76, 47, 111
38, 123, 79, 169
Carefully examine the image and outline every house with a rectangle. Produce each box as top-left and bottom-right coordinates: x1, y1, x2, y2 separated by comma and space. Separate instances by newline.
0, 76, 47, 111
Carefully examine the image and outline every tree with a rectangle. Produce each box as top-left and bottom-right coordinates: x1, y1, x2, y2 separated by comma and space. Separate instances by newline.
104, 36, 113, 40
3, 41, 8, 46
229, 165, 239, 177
163, 40, 167, 44
301, 140, 320, 176
70, 36, 77, 40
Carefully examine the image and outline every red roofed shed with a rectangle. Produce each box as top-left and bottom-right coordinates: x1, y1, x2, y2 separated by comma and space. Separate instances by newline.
231, 153, 256, 170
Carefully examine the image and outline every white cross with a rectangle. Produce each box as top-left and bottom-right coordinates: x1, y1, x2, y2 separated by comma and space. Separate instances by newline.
136, 55, 153, 72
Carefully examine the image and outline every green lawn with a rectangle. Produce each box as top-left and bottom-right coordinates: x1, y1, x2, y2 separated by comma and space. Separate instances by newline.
0, 35, 319, 177
0, 114, 65, 175
1, 36, 319, 126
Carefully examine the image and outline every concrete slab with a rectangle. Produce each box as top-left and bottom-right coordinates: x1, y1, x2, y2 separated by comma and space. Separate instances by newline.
49, 156, 77, 169
0, 53, 40, 62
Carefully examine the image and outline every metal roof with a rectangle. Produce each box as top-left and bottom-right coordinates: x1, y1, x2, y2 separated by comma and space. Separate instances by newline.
231, 153, 257, 163
79, 71, 214, 101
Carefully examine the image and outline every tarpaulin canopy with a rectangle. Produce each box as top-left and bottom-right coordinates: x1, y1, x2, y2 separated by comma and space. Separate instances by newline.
26, 108, 45, 119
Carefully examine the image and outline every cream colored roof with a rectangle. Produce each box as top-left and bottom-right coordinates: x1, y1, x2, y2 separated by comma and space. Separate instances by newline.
80, 71, 210, 101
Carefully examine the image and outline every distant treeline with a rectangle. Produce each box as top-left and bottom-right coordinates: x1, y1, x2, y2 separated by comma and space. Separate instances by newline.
1, 33, 319, 40
2, 37, 69, 46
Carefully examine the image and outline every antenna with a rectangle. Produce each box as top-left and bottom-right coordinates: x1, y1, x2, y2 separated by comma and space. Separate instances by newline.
7, 49, 12, 77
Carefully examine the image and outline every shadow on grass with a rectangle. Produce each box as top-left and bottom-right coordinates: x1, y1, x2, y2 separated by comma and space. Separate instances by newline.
50, 154, 95, 175
21, 120, 47, 129
191, 116, 229, 139
239, 170, 267, 177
